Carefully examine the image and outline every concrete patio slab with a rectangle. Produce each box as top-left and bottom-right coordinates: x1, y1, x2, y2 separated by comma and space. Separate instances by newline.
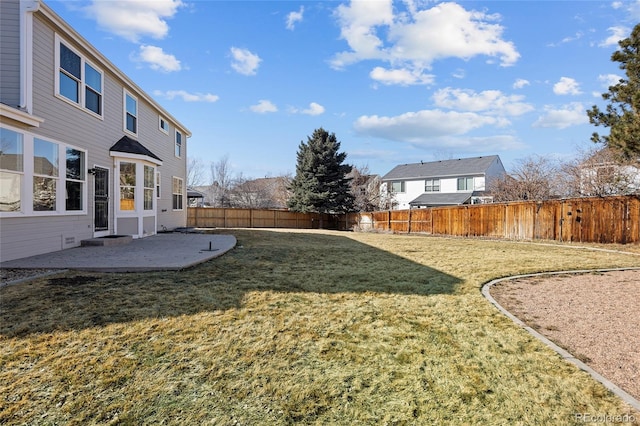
0, 231, 236, 272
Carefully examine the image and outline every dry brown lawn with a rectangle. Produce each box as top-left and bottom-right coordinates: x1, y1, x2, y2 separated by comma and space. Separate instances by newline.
1, 229, 639, 425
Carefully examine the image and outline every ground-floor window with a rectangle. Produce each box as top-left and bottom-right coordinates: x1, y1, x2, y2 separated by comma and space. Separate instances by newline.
172, 176, 183, 210
119, 162, 136, 211
116, 161, 158, 212
0, 128, 24, 212
144, 165, 154, 210
0, 125, 86, 216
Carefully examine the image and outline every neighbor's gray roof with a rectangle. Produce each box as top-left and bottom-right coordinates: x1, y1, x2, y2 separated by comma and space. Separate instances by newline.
409, 192, 473, 206
382, 155, 500, 181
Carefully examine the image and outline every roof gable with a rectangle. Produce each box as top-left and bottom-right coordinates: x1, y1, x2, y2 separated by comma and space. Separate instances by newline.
110, 136, 162, 163
382, 156, 501, 181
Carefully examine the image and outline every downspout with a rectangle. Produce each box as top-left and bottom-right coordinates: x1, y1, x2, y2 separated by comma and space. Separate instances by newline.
20, 0, 40, 114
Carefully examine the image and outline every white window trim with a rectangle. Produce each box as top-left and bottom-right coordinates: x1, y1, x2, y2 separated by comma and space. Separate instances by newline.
0, 124, 88, 217
159, 116, 169, 134
143, 165, 155, 211
123, 89, 138, 137
156, 171, 161, 199
425, 178, 440, 193
54, 34, 104, 120
172, 176, 184, 211
391, 180, 405, 193
457, 176, 475, 192
175, 130, 182, 158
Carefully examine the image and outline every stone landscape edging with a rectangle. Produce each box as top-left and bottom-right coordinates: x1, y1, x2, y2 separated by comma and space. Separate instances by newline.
481, 267, 640, 412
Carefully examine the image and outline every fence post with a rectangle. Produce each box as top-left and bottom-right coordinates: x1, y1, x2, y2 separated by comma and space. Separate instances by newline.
408, 208, 412, 234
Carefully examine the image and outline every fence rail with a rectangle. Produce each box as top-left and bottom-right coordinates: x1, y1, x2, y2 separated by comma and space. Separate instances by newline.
187, 195, 640, 244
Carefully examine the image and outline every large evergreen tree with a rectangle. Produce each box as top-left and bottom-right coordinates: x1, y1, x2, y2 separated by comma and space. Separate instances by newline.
587, 23, 640, 158
288, 128, 355, 217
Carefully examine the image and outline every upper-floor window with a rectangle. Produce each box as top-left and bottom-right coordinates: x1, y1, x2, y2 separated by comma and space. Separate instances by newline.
56, 36, 103, 117
124, 91, 138, 135
391, 181, 405, 193
175, 131, 182, 157
457, 177, 474, 191
425, 178, 440, 192
159, 117, 169, 134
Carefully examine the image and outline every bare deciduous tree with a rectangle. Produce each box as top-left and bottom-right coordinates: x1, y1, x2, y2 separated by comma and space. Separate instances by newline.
348, 165, 385, 212
209, 155, 234, 207
489, 155, 562, 202
187, 157, 207, 187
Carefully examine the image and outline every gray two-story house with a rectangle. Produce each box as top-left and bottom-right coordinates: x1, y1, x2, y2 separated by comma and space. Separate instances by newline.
0, 0, 191, 262
381, 155, 505, 210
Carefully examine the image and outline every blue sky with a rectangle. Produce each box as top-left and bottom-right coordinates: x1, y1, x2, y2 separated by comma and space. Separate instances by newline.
47, 0, 640, 180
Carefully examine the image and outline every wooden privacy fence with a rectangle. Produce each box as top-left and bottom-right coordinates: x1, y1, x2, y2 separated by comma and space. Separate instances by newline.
344, 195, 640, 244
187, 207, 337, 229
187, 196, 640, 244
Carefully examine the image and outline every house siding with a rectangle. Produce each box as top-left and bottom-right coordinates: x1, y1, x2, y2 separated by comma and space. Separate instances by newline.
0, 0, 21, 107
0, 1, 190, 262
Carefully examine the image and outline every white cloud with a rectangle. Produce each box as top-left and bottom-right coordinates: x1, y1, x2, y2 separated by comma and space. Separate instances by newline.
153, 90, 219, 102
369, 66, 435, 86
553, 77, 582, 95
354, 111, 524, 151
286, 6, 304, 30
230, 47, 262, 76
250, 100, 278, 114
613, 1, 640, 20
513, 78, 530, 89
599, 26, 630, 47
136, 45, 181, 72
85, 0, 183, 42
301, 102, 325, 116
532, 102, 588, 129
432, 87, 534, 116
598, 73, 622, 88
353, 109, 500, 143
331, 0, 519, 82
332, 0, 393, 68
452, 68, 465, 79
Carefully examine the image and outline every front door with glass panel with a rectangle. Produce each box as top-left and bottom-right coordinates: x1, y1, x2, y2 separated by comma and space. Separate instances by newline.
94, 167, 109, 234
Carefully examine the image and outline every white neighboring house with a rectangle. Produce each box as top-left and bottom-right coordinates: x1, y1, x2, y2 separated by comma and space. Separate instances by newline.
381, 156, 506, 210
0, 0, 191, 262
579, 148, 640, 196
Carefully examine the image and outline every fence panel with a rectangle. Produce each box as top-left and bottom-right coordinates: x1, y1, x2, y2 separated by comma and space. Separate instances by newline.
410, 209, 432, 233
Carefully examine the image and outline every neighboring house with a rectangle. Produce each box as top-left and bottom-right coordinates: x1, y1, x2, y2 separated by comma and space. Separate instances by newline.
381, 156, 505, 210
578, 148, 640, 196
0, 0, 191, 262
187, 188, 205, 207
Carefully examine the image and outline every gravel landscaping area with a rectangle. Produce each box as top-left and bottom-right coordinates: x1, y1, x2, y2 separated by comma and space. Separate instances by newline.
489, 269, 640, 403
